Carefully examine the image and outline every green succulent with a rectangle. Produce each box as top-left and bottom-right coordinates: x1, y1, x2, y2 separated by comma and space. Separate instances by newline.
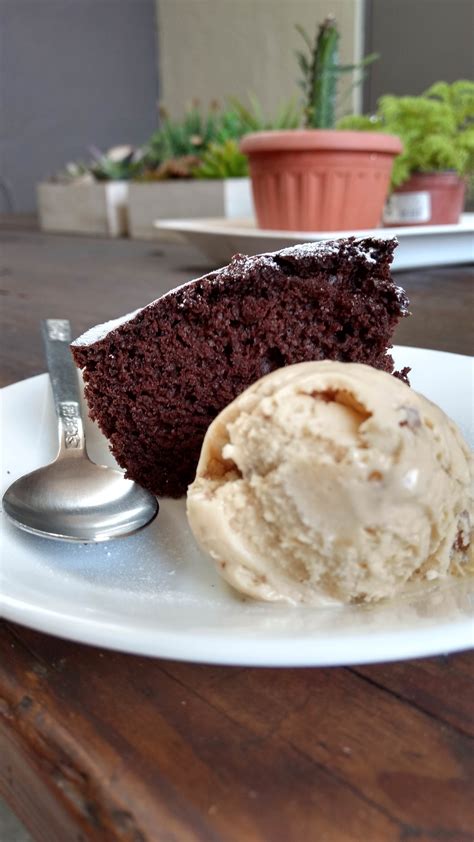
90, 147, 144, 181
338, 80, 474, 189
228, 93, 301, 132
53, 161, 92, 183
143, 97, 302, 177
296, 15, 378, 129
213, 107, 250, 142
144, 104, 235, 168
193, 140, 249, 179
52, 146, 144, 183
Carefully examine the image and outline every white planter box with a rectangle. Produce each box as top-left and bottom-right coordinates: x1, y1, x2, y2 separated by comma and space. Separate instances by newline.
128, 177, 254, 240
37, 182, 129, 237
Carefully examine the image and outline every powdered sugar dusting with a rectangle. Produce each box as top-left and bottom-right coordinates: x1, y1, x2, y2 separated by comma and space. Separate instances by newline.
71, 308, 143, 346
277, 240, 341, 259
276, 236, 394, 265
73, 236, 398, 347
353, 243, 376, 263
394, 284, 410, 314
72, 277, 201, 346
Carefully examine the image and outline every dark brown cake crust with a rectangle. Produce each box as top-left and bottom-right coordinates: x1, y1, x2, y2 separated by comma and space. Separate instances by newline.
72, 237, 409, 497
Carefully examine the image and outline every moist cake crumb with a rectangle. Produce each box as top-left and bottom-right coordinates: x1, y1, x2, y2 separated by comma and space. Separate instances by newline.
72, 236, 409, 497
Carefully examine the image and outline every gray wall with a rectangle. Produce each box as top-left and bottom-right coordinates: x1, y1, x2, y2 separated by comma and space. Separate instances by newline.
364, 0, 474, 110
0, 0, 159, 212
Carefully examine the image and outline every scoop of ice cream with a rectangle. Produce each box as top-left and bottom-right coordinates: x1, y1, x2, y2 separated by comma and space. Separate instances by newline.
186, 361, 472, 604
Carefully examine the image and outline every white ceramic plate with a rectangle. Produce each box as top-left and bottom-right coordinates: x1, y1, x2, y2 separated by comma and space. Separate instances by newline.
155, 213, 474, 269
1, 347, 473, 666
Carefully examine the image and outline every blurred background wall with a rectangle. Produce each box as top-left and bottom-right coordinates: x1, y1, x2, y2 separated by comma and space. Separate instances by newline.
364, 0, 474, 110
0, 0, 159, 213
1, 0, 473, 213
157, 0, 365, 118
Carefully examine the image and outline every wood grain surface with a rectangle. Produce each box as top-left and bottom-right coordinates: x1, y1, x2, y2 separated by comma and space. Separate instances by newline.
1, 227, 473, 842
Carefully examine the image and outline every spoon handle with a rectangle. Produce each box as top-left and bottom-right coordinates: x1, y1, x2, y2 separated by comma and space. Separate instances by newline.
41, 319, 86, 456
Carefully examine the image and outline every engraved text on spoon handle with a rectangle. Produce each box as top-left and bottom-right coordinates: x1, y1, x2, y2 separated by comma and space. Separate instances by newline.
41, 319, 85, 455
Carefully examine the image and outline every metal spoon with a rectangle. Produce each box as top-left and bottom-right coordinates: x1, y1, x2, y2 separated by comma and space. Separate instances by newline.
2, 319, 158, 542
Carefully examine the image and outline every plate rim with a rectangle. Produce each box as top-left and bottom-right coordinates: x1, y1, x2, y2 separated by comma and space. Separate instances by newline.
155, 212, 474, 239
1, 591, 472, 666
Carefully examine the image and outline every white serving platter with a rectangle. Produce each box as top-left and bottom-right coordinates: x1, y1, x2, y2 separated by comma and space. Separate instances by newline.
155, 214, 474, 270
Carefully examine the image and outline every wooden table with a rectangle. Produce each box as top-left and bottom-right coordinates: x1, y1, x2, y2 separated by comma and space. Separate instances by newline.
1, 228, 473, 842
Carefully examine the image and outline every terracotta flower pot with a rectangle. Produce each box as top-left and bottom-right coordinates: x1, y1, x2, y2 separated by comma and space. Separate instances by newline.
240, 130, 402, 231
383, 172, 466, 227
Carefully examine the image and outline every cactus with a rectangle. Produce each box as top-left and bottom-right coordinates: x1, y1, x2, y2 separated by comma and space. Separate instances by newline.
296, 15, 378, 129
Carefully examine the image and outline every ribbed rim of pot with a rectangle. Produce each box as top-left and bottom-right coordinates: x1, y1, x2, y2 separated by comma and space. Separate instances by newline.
240, 129, 403, 155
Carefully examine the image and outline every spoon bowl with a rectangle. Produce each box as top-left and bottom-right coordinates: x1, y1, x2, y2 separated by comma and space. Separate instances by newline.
3, 459, 158, 542
2, 319, 158, 542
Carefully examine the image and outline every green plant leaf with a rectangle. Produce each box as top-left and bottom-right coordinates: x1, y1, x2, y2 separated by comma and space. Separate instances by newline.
294, 23, 313, 51
193, 139, 249, 179
337, 81, 474, 189
338, 52, 379, 72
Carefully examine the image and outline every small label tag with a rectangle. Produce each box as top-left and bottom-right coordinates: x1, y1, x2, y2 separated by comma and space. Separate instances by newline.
383, 191, 431, 225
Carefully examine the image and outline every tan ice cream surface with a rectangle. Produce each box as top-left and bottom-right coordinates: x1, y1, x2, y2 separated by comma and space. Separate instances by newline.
186, 361, 473, 605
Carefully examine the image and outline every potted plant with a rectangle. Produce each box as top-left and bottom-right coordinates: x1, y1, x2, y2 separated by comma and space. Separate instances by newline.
128, 99, 300, 239
241, 15, 402, 232
128, 103, 249, 238
340, 81, 474, 225
37, 146, 141, 237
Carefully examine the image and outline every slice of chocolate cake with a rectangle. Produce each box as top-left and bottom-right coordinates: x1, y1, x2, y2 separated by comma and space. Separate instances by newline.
72, 236, 409, 498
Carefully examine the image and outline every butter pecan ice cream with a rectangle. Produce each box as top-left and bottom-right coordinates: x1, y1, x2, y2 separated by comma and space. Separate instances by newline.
186, 361, 472, 604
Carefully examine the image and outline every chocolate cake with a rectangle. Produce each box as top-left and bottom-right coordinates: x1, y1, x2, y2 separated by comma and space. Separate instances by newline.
72, 236, 409, 497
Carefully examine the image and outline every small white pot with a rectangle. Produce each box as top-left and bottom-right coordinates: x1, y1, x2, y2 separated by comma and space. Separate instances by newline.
37, 182, 129, 237
127, 177, 254, 240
